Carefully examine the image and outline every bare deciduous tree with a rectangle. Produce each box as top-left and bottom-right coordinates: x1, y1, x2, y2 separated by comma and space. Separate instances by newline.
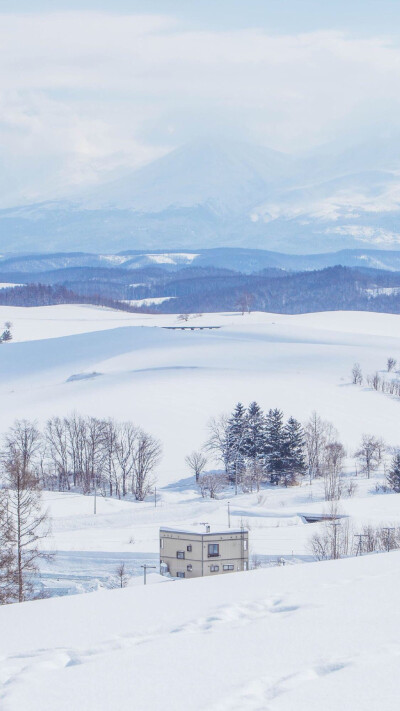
351, 362, 363, 385
323, 441, 346, 501
45, 417, 69, 491
1, 423, 51, 602
110, 562, 130, 589
309, 517, 351, 561
387, 357, 397, 372
236, 292, 254, 315
0, 489, 15, 604
355, 434, 384, 478
198, 472, 227, 499
368, 372, 382, 391
304, 412, 337, 482
243, 458, 264, 493
185, 451, 207, 482
132, 430, 161, 501
204, 415, 231, 474
115, 422, 138, 498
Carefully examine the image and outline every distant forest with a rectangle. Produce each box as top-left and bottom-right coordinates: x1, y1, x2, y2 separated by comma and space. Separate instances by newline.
0, 284, 149, 313
2, 265, 400, 314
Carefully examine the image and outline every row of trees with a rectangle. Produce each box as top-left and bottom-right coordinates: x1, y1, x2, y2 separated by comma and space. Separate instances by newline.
204, 402, 307, 491
0, 416, 162, 502
187, 404, 395, 498
0, 415, 162, 605
352, 360, 400, 398
310, 518, 400, 561
30, 414, 161, 500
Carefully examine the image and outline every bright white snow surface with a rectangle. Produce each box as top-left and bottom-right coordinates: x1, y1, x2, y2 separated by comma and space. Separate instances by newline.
2, 305, 400, 709
1, 552, 400, 710
1, 305, 400, 483
1, 304, 400, 571
0, 283, 24, 289
122, 296, 176, 306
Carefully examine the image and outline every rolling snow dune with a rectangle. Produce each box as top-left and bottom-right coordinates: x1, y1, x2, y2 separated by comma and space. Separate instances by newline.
0, 307, 400, 483
1, 552, 400, 710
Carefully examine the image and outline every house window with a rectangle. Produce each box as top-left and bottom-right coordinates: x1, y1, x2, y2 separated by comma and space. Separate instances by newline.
177, 551, 185, 559
208, 543, 219, 557
187, 545, 192, 552
223, 564, 234, 571
176, 571, 185, 578
160, 539, 164, 549
187, 564, 193, 571
244, 540, 248, 551
210, 565, 219, 572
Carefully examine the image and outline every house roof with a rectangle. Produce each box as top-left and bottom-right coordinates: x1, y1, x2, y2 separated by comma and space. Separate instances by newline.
160, 526, 248, 536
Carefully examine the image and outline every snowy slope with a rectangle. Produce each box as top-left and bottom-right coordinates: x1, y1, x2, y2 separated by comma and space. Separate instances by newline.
1, 306, 400, 484
2, 305, 400, 709
1, 552, 400, 710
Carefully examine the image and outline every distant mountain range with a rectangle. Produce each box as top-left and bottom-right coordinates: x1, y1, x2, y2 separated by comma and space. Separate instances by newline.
2, 247, 400, 275
2, 136, 400, 253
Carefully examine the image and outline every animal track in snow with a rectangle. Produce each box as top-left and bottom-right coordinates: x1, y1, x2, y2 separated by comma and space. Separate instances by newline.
169, 597, 300, 636
210, 658, 352, 711
0, 596, 300, 701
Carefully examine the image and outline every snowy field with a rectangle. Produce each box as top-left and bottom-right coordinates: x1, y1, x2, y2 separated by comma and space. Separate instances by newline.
1, 552, 400, 711
1, 304, 400, 483
1, 304, 400, 709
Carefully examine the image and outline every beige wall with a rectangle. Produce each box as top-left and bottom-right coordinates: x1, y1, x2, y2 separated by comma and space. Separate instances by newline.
160, 530, 249, 579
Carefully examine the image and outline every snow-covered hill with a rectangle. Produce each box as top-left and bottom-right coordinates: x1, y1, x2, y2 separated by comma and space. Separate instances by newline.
1, 305, 400, 708
1, 305, 400, 481
1, 551, 400, 710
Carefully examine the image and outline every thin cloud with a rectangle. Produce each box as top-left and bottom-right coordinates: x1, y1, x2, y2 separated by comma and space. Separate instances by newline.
1, 11, 400, 203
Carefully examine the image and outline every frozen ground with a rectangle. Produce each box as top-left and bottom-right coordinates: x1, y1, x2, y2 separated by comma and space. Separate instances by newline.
1, 305, 400, 708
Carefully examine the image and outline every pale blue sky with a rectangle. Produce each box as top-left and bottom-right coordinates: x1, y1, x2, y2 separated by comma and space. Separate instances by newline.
1, 0, 400, 204
4, 0, 400, 34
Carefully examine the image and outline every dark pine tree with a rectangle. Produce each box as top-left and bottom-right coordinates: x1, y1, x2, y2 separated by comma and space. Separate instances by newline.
387, 452, 400, 493
243, 401, 266, 469
282, 417, 307, 487
264, 408, 286, 485
227, 403, 247, 491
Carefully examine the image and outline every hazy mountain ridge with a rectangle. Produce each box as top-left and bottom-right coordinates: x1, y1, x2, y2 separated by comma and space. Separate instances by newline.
2, 137, 400, 253
3, 247, 400, 275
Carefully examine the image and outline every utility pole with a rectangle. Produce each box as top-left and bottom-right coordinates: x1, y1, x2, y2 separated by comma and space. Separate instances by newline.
94, 479, 97, 515
354, 533, 368, 556
141, 564, 156, 585
382, 527, 395, 552
330, 522, 341, 560
227, 501, 231, 528
154, 487, 157, 508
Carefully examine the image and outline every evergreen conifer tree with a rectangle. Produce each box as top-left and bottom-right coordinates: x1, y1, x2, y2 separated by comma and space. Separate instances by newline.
387, 452, 400, 493
243, 402, 265, 463
227, 403, 247, 491
265, 408, 285, 485
282, 417, 307, 486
